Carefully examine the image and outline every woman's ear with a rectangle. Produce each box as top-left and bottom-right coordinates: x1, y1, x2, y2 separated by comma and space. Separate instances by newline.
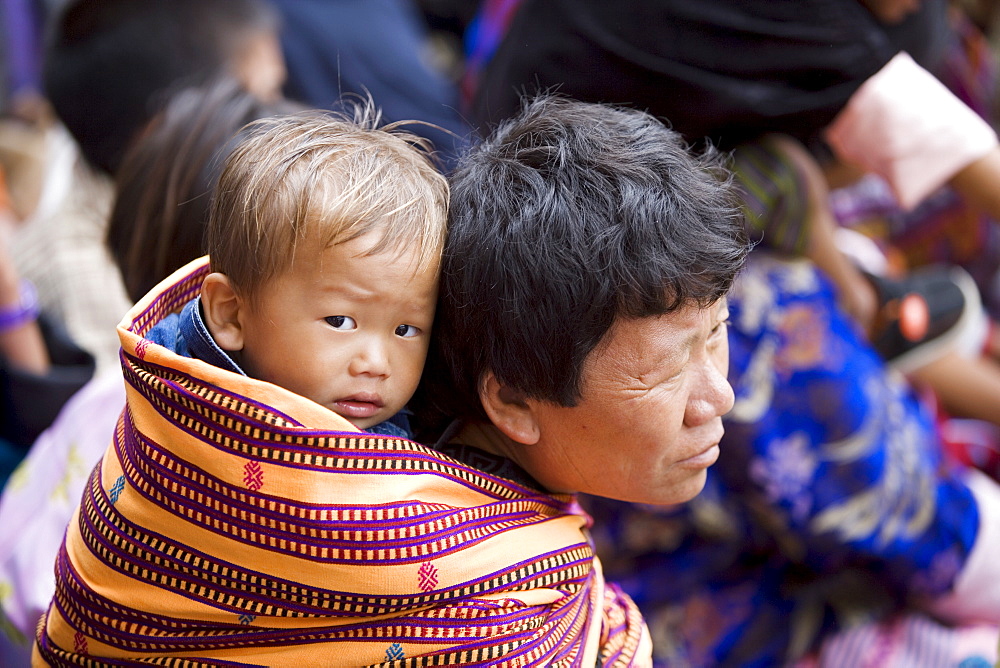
478, 371, 541, 445
200, 272, 245, 352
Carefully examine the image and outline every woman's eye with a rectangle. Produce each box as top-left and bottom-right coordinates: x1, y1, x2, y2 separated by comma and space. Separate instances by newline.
325, 315, 356, 330
395, 324, 420, 338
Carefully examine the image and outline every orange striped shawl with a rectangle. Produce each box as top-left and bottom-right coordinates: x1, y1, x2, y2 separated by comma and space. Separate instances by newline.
34, 257, 651, 667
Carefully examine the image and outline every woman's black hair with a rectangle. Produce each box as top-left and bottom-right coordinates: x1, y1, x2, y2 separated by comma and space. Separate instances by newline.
421, 95, 749, 424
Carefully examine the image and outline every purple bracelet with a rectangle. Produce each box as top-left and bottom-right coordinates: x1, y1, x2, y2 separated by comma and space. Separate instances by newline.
0, 279, 39, 331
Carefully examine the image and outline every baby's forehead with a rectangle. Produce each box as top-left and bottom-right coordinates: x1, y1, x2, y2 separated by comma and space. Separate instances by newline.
294, 228, 439, 275
315, 218, 440, 266
263, 235, 438, 314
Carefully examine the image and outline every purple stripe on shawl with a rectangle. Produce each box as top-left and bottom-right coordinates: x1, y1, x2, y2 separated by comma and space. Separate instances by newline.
476, 609, 583, 664
597, 620, 628, 664
122, 354, 303, 428
122, 345, 563, 502
121, 355, 570, 511
74, 487, 356, 619
126, 272, 204, 336
511, 577, 594, 665
55, 532, 590, 657
75, 463, 592, 619
54, 539, 252, 636
118, 414, 565, 553
38, 596, 256, 668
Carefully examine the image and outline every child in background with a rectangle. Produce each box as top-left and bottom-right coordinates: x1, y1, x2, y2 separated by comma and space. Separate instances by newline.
146, 108, 447, 438
0, 80, 302, 661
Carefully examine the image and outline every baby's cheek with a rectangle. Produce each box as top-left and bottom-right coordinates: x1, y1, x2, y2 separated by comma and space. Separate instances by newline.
397, 350, 429, 388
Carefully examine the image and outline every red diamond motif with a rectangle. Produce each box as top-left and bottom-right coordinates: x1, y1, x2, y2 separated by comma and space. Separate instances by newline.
418, 562, 438, 592
243, 461, 263, 491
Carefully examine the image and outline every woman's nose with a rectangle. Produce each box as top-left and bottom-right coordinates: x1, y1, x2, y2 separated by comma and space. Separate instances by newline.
684, 356, 735, 427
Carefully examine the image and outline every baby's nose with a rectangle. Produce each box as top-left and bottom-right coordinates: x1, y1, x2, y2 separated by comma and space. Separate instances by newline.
348, 339, 390, 377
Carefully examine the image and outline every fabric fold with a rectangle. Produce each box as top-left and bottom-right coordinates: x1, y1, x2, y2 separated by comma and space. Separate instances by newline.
825, 52, 999, 210
33, 256, 649, 667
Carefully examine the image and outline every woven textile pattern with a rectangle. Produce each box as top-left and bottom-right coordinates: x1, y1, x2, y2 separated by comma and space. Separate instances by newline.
33, 257, 649, 667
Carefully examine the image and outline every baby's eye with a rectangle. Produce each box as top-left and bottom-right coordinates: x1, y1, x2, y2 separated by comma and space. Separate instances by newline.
395, 324, 420, 338
325, 315, 356, 330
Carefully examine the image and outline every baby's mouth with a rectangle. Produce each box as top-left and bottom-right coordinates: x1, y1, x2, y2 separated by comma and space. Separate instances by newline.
333, 393, 384, 420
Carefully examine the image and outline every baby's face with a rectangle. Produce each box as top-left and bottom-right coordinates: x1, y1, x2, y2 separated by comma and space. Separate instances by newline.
237, 232, 438, 431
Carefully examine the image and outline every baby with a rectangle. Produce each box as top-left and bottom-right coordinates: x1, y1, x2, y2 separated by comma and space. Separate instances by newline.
147, 109, 448, 438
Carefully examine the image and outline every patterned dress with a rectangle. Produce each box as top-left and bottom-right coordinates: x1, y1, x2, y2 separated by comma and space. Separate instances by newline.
585, 255, 989, 667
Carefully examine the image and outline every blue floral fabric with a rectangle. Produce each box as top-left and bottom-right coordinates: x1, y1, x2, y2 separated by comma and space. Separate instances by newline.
584, 254, 979, 667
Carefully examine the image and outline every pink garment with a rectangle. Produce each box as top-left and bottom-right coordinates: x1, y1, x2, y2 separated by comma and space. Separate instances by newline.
926, 470, 1000, 624
825, 52, 998, 211
0, 370, 125, 642
806, 614, 997, 667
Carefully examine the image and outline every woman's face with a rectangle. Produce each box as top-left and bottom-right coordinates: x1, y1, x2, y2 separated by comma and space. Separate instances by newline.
519, 299, 733, 505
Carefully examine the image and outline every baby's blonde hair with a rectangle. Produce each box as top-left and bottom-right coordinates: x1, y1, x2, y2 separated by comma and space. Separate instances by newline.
206, 104, 449, 302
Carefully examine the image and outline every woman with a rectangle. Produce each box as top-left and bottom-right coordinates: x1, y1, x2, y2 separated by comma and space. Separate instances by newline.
31, 96, 747, 666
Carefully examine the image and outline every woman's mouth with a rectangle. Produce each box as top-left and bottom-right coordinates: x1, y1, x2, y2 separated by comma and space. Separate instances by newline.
679, 443, 720, 469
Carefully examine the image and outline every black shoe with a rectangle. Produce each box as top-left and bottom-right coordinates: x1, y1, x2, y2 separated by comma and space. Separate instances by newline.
866, 265, 983, 373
